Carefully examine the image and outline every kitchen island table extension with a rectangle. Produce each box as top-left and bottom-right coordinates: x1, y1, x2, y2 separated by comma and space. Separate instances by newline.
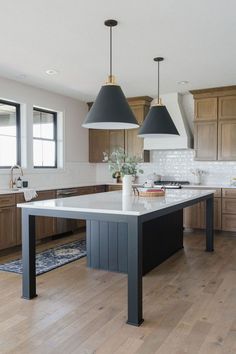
18, 189, 214, 326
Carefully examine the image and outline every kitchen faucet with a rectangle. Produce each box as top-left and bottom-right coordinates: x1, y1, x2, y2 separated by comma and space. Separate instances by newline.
9, 165, 23, 189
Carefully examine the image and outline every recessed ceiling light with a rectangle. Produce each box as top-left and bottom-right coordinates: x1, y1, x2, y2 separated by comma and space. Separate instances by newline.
45, 69, 59, 75
178, 80, 189, 85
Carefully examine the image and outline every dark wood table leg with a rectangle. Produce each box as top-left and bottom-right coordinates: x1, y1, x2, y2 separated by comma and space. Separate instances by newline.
22, 210, 37, 299
127, 217, 143, 326
206, 196, 214, 252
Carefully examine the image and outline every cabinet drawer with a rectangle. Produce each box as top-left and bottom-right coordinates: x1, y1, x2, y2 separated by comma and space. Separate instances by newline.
36, 191, 56, 201
107, 185, 122, 191
222, 198, 236, 214
0, 194, 16, 207
78, 186, 95, 195
222, 188, 236, 198
94, 185, 106, 193
222, 214, 236, 232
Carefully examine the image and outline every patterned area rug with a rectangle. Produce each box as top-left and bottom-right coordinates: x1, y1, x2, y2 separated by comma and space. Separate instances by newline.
0, 239, 86, 276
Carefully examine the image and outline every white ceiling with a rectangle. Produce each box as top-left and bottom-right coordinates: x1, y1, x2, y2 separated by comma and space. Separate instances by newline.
0, 0, 235, 101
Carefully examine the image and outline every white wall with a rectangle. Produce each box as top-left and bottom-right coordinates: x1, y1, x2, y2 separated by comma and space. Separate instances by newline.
0, 76, 97, 188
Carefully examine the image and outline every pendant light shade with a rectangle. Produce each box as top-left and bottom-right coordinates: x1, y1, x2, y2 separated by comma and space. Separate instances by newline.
82, 19, 139, 130
139, 57, 179, 138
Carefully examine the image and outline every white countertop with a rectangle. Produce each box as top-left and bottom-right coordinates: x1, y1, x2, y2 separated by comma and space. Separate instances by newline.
1, 181, 236, 196
17, 189, 214, 216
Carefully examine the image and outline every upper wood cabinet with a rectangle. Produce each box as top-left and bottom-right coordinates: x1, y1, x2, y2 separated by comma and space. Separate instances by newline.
194, 98, 217, 121
125, 97, 151, 162
194, 121, 217, 160
88, 96, 152, 163
218, 120, 236, 160
191, 86, 236, 161
89, 130, 110, 163
219, 96, 236, 120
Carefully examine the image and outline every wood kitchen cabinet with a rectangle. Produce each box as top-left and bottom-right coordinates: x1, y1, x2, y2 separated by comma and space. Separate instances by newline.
89, 129, 110, 163
88, 96, 152, 162
183, 188, 222, 230
222, 188, 236, 231
16, 190, 57, 244
125, 97, 152, 162
194, 121, 217, 160
191, 86, 236, 161
0, 194, 16, 250
194, 98, 217, 121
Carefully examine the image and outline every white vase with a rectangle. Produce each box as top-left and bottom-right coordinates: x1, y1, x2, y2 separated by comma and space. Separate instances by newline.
194, 175, 201, 185
122, 175, 133, 196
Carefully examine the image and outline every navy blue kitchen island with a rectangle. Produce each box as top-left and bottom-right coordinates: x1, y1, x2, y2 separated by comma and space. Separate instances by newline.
18, 189, 214, 326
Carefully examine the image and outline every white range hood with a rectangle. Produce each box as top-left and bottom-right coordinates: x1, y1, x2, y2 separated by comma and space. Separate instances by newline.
143, 93, 193, 150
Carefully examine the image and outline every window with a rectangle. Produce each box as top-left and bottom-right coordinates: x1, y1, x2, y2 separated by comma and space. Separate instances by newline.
33, 108, 57, 168
0, 100, 20, 168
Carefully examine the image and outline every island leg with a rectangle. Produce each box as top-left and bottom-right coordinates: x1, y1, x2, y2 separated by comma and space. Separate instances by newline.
206, 196, 214, 252
22, 210, 37, 299
127, 217, 143, 326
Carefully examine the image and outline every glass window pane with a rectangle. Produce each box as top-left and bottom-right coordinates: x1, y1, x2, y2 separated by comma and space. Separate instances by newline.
0, 102, 18, 167
0, 136, 16, 166
33, 110, 54, 139
33, 139, 43, 167
42, 140, 55, 166
33, 139, 55, 167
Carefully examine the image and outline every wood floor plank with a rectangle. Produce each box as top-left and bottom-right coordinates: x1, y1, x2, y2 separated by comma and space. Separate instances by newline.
0, 232, 235, 354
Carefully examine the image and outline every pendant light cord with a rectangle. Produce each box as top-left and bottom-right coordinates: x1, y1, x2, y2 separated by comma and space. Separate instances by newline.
110, 26, 112, 77
157, 60, 160, 102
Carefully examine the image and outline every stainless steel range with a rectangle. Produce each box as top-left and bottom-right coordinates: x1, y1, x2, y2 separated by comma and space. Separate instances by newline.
154, 181, 190, 189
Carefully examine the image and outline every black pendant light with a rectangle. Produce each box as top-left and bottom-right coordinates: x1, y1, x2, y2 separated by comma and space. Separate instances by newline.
82, 19, 139, 130
139, 57, 179, 137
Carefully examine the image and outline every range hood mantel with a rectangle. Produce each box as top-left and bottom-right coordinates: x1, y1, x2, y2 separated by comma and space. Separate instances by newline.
143, 93, 193, 150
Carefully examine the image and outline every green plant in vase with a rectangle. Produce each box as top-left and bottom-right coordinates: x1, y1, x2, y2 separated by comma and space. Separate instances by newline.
103, 148, 144, 183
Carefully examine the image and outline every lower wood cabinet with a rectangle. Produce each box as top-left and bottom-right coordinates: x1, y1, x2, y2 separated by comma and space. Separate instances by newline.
106, 185, 122, 192
183, 188, 222, 231
184, 198, 222, 231
222, 188, 236, 231
0, 206, 16, 250
16, 190, 57, 244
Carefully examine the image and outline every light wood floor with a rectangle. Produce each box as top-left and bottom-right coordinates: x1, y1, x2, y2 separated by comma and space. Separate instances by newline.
0, 231, 236, 354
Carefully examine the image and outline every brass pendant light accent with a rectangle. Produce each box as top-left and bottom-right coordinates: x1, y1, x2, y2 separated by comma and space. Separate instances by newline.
82, 19, 139, 130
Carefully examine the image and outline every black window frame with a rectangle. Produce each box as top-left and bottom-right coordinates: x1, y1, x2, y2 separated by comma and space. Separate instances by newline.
33, 107, 57, 169
0, 99, 21, 169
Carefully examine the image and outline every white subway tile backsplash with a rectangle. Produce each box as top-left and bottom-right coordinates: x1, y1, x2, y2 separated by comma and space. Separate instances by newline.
96, 150, 236, 185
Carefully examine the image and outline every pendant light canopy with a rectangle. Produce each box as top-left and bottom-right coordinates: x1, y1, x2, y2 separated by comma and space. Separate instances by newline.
82, 19, 139, 130
139, 57, 179, 138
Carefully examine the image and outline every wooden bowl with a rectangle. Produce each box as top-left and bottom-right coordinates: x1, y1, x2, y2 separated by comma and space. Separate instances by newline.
138, 189, 165, 197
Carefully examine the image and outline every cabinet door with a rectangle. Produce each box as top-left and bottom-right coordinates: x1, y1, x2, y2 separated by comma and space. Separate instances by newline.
107, 185, 122, 192
0, 207, 16, 250
16, 191, 56, 243
218, 120, 236, 160
219, 96, 236, 120
184, 198, 221, 230
184, 202, 204, 229
194, 121, 217, 160
125, 105, 150, 162
222, 214, 236, 232
89, 130, 109, 162
109, 130, 125, 154
194, 98, 217, 121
